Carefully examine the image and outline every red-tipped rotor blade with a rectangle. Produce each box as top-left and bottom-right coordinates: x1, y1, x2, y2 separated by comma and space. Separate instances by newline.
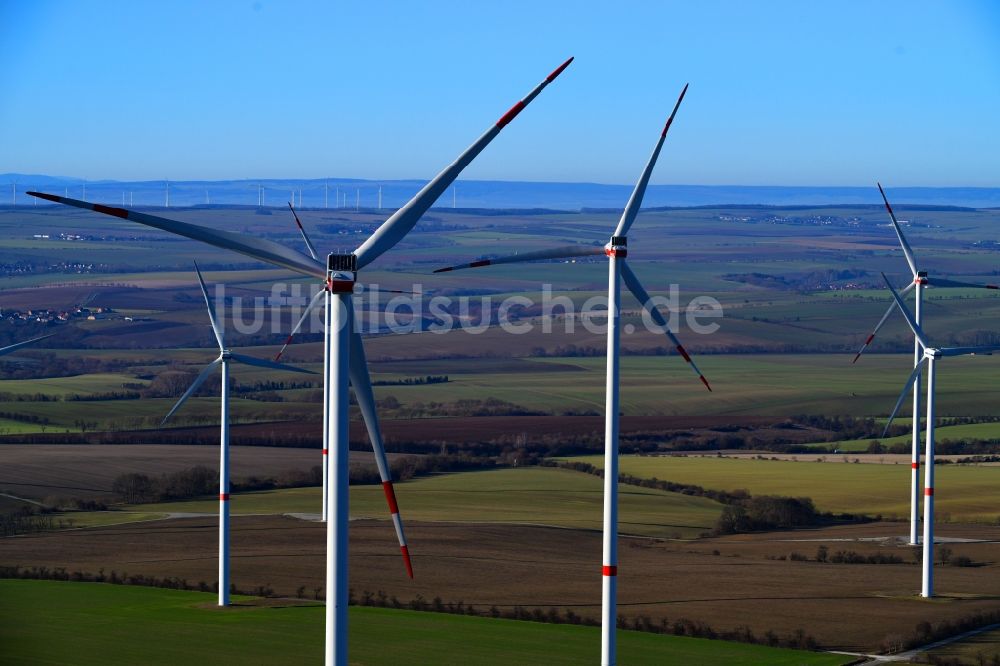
27, 191, 325, 279
613, 83, 687, 238
274, 287, 325, 362
349, 331, 413, 577
288, 202, 319, 261
882, 357, 927, 438
926, 277, 1000, 290
434, 245, 603, 273
0, 333, 54, 357
852, 281, 915, 363
620, 262, 711, 391
877, 182, 918, 278
354, 57, 573, 270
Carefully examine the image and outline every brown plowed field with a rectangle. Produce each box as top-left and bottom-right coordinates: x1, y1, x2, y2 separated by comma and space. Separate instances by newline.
1, 414, 792, 447
5, 516, 1000, 652
0, 445, 411, 500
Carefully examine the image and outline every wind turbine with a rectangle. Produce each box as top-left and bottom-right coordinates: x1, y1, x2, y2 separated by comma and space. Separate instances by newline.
282, 200, 415, 538
434, 84, 708, 666
28, 55, 572, 666
160, 263, 314, 607
881, 272, 1000, 597
854, 183, 999, 545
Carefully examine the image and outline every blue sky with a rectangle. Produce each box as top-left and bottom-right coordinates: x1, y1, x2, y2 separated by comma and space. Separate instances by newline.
1, 0, 998, 186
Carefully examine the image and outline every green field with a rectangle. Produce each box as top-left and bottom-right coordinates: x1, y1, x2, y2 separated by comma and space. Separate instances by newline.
566, 455, 1000, 522
807, 421, 1000, 452
126, 467, 722, 538
360, 354, 1000, 418
0, 580, 852, 665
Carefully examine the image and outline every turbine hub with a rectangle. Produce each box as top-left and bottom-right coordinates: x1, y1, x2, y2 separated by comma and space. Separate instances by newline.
605, 236, 627, 258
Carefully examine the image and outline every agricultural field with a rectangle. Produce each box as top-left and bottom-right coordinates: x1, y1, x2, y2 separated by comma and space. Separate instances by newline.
566, 454, 1000, 522
7, 516, 1000, 653
804, 421, 1000, 452
4, 203, 1000, 660
123, 468, 723, 538
0, 444, 398, 502
924, 625, 1000, 665
0, 580, 851, 665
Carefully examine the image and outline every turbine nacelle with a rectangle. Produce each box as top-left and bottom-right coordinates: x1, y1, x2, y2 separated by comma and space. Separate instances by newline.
605, 236, 627, 258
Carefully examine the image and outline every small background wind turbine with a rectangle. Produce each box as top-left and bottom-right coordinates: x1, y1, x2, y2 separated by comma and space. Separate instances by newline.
161, 263, 314, 606
854, 183, 999, 545
28, 55, 572, 666
434, 83, 707, 666
881, 272, 1000, 597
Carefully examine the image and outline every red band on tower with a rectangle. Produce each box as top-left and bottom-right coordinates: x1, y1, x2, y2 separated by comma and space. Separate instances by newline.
911, 462, 919, 469
322, 449, 329, 455
219, 493, 230, 501
604, 248, 627, 258
925, 487, 934, 496
602, 565, 617, 576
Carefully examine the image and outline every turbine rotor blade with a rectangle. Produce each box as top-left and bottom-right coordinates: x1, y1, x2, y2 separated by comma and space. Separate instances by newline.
354, 57, 573, 269
881, 272, 930, 349
288, 202, 319, 261
0, 333, 55, 357
613, 83, 688, 238
620, 262, 711, 391
926, 277, 1000, 290
274, 287, 326, 361
852, 281, 915, 363
434, 245, 604, 273
882, 357, 927, 437
162, 357, 223, 424
193, 261, 224, 350
349, 332, 413, 578
877, 182, 918, 278
938, 345, 1000, 357
27, 192, 325, 279
229, 352, 316, 374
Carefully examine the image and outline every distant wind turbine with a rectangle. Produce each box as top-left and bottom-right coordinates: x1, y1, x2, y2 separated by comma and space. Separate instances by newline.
855, 183, 999, 545
161, 263, 314, 607
434, 83, 705, 666
881, 272, 1000, 597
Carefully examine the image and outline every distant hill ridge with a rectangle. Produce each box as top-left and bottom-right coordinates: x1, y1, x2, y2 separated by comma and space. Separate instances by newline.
3, 174, 999, 209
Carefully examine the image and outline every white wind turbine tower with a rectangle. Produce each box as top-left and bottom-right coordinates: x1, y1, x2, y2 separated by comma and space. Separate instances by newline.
28, 55, 572, 666
853, 183, 999, 545
435, 84, 708, 666
160, 263, 314, 607
281, 200, 427, 528
880, 272, 1000, 597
